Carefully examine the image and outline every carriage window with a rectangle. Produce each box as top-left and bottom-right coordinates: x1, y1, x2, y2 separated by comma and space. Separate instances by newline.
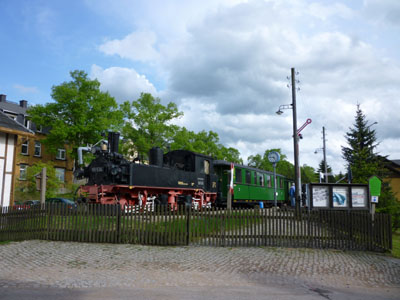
235, 168, 242, 183
204, 160, 210, 175
280, 178, 284, 189
257, 172, 264, 186
253, 172, 257, 185
245, 170, 251, 184
265, 175, 271, 187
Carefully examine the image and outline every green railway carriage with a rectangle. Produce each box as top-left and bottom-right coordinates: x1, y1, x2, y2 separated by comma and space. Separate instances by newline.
214, 160, 292, 207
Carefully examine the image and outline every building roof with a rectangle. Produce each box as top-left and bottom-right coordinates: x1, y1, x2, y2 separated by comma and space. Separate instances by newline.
0, 99, 27, 116
391, 160, 400, 167
0, 110, 34, 137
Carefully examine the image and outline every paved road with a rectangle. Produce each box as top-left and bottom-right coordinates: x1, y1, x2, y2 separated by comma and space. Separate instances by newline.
0, 240, 399, 299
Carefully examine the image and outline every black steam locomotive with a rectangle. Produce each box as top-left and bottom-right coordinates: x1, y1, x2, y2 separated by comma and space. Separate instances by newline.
77, 132, 218, 209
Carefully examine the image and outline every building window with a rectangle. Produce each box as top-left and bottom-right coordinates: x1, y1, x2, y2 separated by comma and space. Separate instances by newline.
24, 119, 30, 129
56, 148, 66, 160
19, 164, 28, 180
36, 125, 43, 133
34, 141, 41, 156
21, 140, 29, 155
55, 168, 65, 182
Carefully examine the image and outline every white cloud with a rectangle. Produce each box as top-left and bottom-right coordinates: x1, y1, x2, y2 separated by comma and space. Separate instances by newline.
90, 65, 157, 103
363, 0, 400, 27
13, 84, 39, 94
308, 2, 354, 20
91, 0, 400, 173
99, 31, 159, 62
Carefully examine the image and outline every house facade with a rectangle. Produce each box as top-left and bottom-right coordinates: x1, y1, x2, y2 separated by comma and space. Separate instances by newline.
0, 110, 34, 206
384, 159, 400, 202
0, 94, 74, 203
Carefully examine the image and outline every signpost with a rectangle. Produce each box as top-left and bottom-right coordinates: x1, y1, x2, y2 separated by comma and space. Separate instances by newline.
369, 176, 382, 220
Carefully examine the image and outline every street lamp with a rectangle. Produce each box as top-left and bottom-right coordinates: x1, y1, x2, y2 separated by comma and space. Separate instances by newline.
276, 104, 292, 115
314, 126, 328, 183
276, 68, 301, 213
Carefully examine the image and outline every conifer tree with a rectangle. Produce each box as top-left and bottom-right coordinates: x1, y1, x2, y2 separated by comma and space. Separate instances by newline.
315, 160, 334, 183
342, 105, 399, 230
341, 104, 379, 183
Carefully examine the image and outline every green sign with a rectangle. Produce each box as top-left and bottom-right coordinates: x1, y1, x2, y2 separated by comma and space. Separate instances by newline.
369, 176, 381, 197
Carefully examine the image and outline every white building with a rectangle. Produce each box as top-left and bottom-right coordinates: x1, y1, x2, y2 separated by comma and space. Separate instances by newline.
0, 110, 33, 207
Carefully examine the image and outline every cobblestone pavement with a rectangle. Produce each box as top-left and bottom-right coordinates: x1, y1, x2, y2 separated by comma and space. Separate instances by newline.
0, 240, 400, 299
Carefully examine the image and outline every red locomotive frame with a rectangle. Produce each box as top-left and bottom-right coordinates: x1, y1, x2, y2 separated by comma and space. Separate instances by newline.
78, 184, 217, 210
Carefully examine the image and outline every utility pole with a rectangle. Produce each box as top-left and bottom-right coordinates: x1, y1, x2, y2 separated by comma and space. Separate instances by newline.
322, 126, 328, 183
291, 68, 301, 213
40, 167, 46, 205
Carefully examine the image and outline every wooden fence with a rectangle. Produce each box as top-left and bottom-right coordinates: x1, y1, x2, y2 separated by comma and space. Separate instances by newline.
0, 204, 392, 252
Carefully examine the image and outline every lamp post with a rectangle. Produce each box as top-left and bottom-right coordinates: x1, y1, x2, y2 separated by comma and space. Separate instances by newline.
276, 68, 301, 213
314, 126, 328, 183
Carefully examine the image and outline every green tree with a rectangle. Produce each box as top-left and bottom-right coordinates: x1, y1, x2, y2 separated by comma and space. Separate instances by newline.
248, 149, 294, 179
121, 93, 183, 159
28, 70, 123, 166
170, 128, 243, 163
341, 104, 379, 183
301, 164, 318, 183
315, 160, 334, 183
15, 162, 61, 201
342, 104, 400, 230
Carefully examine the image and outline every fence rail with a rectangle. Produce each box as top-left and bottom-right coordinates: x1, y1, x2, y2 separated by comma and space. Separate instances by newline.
0, 204, 392, 251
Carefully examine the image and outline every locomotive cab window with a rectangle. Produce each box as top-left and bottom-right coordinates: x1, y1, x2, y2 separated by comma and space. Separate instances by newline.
235, 168, 242, 183
204, 160, 210, 175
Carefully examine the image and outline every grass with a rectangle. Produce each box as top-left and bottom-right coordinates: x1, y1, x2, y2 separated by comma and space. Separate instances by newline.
392, 229, 400, 258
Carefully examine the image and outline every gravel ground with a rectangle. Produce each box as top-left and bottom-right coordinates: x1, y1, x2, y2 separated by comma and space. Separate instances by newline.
0, 240, 399, 299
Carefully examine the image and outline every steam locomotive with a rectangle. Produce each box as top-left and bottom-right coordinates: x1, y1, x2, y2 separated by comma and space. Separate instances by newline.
76, 132, 292, 209
76, 132, 218, 209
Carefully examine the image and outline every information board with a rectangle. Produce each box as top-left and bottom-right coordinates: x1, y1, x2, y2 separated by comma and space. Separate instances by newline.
351, 187, 367, 208
312, 186, 329, 208
333, 187, 348, 208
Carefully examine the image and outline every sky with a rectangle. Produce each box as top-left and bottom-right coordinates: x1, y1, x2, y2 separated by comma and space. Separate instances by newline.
1, 0, 400, 174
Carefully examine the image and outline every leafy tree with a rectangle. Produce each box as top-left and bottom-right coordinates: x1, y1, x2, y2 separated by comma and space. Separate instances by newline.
301, 164, 318, 183
15, 162, 61, 201
341, 104, 379, 183
28, 70, 123, 167
170, 128, 243, 163
121, 93, 183, 159
248, 149, 294, 179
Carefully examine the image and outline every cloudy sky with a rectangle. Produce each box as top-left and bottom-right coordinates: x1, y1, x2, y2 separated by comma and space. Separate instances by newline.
1, 0, 400, 174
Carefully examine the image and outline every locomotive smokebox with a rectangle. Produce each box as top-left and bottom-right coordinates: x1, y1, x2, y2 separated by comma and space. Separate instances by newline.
108, 131, 120, 153
149, 147, 163, 167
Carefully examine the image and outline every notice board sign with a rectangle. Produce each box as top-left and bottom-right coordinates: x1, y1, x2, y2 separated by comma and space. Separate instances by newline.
309, 183, 369, 210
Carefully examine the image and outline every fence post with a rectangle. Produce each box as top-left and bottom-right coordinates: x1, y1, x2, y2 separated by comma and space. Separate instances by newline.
46, 204, 51, 240
116, 205, 121, 243
186, 206, 191, 246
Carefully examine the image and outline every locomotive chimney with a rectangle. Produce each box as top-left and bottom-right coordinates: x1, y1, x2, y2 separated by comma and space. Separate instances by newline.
108, 131, 120, 153
149, 147, 163, 167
